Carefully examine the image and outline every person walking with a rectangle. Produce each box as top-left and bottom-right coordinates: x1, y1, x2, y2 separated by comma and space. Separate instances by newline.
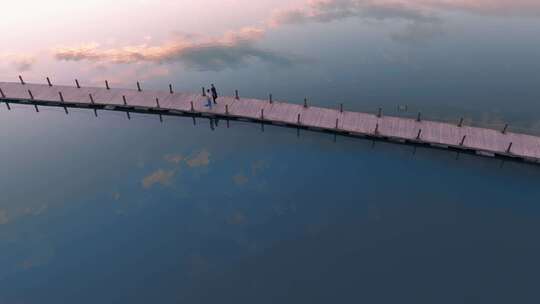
205, 89, 213, 108
211, 84, 218, 104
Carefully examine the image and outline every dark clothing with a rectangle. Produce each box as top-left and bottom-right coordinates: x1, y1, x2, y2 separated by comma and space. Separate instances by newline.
211, 87, 218, 104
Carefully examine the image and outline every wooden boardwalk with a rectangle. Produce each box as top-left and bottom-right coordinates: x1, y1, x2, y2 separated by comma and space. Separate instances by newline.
1, 80, 540, 164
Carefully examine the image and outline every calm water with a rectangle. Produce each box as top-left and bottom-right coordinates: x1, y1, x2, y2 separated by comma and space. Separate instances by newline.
2, 5, 540, 304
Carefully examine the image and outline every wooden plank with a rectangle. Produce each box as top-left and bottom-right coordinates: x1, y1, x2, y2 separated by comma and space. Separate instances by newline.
1, 81, 540, 163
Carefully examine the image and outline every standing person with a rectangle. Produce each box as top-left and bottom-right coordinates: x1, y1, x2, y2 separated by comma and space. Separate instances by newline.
205, 89, 213, 108
211, 84, 218, 104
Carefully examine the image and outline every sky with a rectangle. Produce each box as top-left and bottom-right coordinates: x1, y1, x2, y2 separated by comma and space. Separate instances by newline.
2, 0, 540, 87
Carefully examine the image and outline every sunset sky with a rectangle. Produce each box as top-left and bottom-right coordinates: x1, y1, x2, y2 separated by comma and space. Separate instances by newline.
2, 0, 540, 88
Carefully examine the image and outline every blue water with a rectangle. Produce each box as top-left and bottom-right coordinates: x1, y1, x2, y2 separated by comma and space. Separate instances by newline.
0, 102, 539, 303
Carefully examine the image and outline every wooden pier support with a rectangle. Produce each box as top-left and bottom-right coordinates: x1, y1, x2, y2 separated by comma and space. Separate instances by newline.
169, 84, 173, 94
507, 142, 513, 154
375, 123, 379, 134
377, 107, 382, 118
19, 75, 25, 85
297, 113, 301, 124
155, 98, 160, 108
58, 91, 64, 102
335, 118, 339, 129
46, 77, 52, 87
225, 104, 229, 115
269, 94, 273, 104
235, 90, 239, 100
159, 114, 163, 123
89, 93, 94, 104
417, 129, 422, 140
137, 81, 142, 92
122, 95, 127, 106
502, 124, 509, 134
5, 102, 11, 110
261, 109, 264, 120
105, 80, 110, 90
34, 104, 39, 112
190, 101, 194, 112
0, 88, 5, 98
75, 79, 81, 88
460, 135, 467, 146
126, 111, 131, 120
27, 89, 34, 100
458, 117, 464, 127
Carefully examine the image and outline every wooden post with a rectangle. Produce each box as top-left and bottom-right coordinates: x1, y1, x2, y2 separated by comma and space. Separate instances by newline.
375, 123, 379, 134
202, 87, 206, 96
269, 94, 273, 104
417, 112, 422, 122
28, 89, 34, 100
155, 98, 160, 108
335, 118, 339, 129
75, 79, 81, 88
105, 80, 110, 90
5, 102, 11, 110
460, 135, 466, 146
126, 112, 131, 120
137, 81, 142, 92
458, 117, 464, 127
0, 88, 5, 98
225, 104, 229, 115
19, 75, 25, 85
235, 90, 239, 100
64, 106, 68, 115
502, 124, 509, 134
190, 101, 194, 112
122, 95, 127, 106
159, 114, 163, 123
93, 109, 98, 117
261, 109, 264, 120
297, 113, 301, 124
507, 142, 513, 153
416, 129, 422, 140
377, 107, 382, 118
340, 103, 343, 113
303, 98, 308, 108
46, 77, 52, 87
169, 84, 173, 94
59, 91, 64, 102
89, 93, 94, 104
34, 104, 39, 112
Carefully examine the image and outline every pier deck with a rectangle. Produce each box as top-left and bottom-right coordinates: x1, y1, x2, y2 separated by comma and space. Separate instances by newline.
1, 81, 540, 164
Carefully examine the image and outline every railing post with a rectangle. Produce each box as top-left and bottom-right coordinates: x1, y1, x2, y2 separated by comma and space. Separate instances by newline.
303, 98, 308, 108
340, 103, 343, 113
502, 124, 509, 134
202, 87, 206, 96
269, 94, 273, 104
458, 117, 464, 127
75, 79, 81, 88
137, 81, 142, 92
0, 88, 5, 98
417, 129, 422, 140
507, 142, 513, 153
261, 109, 264, 120
460, 135, 466, 146
335, 118, 339, 129
58, 91, 64, 102
417, 112, 422, 122
225, 104, 229, 115
235, 90, 239, 100
89, 93, 94, 104
190, 101, 194, 112
123, 95, 128, 106
155, 98, 160, 108
377, 107, 382, 118
105, 80, 110, 90
18, 75, 25, 85
375, 123, 379, 134
46, 77, 52, 87
28, 89, 34, 100
169, 84, 173, 94
297, 113, 301, 124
